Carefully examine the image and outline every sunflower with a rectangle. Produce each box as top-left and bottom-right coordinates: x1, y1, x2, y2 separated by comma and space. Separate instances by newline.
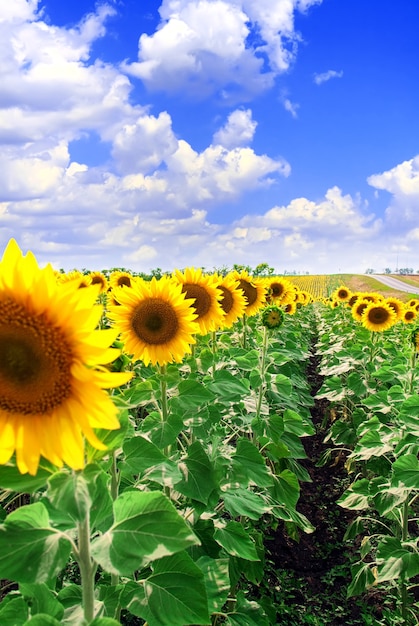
402, 307, 417, 324
407, 298, 419, 308
347, 292, 362, 307
110, 270, 134, 290
283, 301, 297, 315
108, 276, 200, 366
351, 299, 370, 321
384, 297, 405, 322
267, 277, 294, 304
233, 270, 267, 317
0, 239, 132, 475
89, 271, 108, 293
58, 269, 90, 288
261, 305, 284, 329
215, 273, 247, 329
172, 268, 224, 335
332, 286, 352, 302
361, 301, 397, 332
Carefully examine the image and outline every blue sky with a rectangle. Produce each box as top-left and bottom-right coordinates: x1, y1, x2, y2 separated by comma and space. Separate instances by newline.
1, 0, 419, 274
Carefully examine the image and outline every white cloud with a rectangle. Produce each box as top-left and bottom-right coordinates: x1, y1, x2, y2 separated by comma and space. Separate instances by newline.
313, 69, 344, 85
212, 109, 257, 148
123, 0, 324, 100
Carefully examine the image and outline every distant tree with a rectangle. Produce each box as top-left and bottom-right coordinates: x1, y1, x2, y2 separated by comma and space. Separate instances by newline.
384, 267, 392, 274
253, 262, 275, 276
365, 268, 375, 274
399, 267, 414, 275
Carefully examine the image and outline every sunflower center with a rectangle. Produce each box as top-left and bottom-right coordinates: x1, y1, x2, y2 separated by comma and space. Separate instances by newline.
0, 299, 73, 415
238, 279, 257, 306
367, 307, 390, 324
270, 283, 283, 297
131, 299, 179, 345
181, 283, 211, 318
118, 276, 132, 287
218, 286, 233, 314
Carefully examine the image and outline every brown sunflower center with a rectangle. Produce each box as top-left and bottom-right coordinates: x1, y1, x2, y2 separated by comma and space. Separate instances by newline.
131, 298, 179, 345
405, 310, 415, 321
367, 306, 390, 324
118, 276, 132, 287
218, 286, 233, 314
337, 289, 349, 299
181, 283, 211, 318
270, 282, 284, 297
0, 299, 73, 415
356, 303, 368, 316
238, 279, 257, 307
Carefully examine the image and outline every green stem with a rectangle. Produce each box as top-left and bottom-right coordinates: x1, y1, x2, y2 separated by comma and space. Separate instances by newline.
110, 450, 121, 610
255, 325, 269, 422
159, 364, 168, 423
77, 514, 96, 623
400, 498, 410, 624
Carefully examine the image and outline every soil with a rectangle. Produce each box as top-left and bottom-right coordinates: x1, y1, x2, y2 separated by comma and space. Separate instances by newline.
260, 351, 389, 626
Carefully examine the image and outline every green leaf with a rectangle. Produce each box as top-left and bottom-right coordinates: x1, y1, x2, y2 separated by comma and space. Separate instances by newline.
20, 583, 63, 620
47, 471, 92, 523
214, 521, 260, 561
122, 551, 209, 626
226, 591, 269, 626
347, 562, 376, 597
0, 503, 72, 583
270, 470, 300, 511
207, 370, 250, 401
176, 379, 215, 407
91, 491, 199, 576
337, 479, 370, 510
392, 454, 419, 489
123, 435, 167, 473
222, 488, 270, 520
140, 412, 184, 449
195, 556, 230, 614
0, 596, 29, 626
235, 350, 260, 371
273, 374, 292, 398
0, 464, 53, 493
315, 376, 345, 402
283, 409, 315, 437
23, 616, 61, 626
89, 619, 122, 626
376, 537, 419, 582
175, 441, 218, 505
232, 439, 272, 487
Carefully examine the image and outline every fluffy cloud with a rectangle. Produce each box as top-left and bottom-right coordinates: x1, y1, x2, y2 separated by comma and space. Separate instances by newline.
212, 109, 257, 148
123, 0, 324, 100
313, 69, 344, 85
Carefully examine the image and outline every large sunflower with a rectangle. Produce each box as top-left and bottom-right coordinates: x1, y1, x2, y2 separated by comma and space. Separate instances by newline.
361, 301, 397, 332
0, 240, 132, 475
214, 273, 247, 329
232, 270, 267, 317
172, 268, 224, 335
267, 277, 294, 305
108, 276, 200, 366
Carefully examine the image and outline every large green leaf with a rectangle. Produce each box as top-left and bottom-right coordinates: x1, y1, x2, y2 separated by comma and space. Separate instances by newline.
20, 583, 63, 621
0, 503, 71, 583
222, 488, 270, 520
91, 491, 199, 576
123, 436, 167, 473
175, 441, 218, 505
376, 536, 419, 582
337, 479, 370, 511
214, 521, 259, 561
0, 596, 29, 626
0, 464, 53, 493
176, 379, 215, 407
47, 471, 92, 523
232, 439, 272, 487
195, 556, 230, 614
392, 454, 419, 490
226, 592, 269, 626
122, 552, 209, 626
140, 411, 184, 449
207, 370, 250, 401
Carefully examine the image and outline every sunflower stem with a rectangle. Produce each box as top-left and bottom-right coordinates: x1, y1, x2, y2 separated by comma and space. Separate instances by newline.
77, 513, 96, 623
110, 451, 121, 597
255, 325, 269, 424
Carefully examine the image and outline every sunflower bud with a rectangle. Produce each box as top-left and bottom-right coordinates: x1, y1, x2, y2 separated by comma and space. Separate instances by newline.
261, 305, 284, 330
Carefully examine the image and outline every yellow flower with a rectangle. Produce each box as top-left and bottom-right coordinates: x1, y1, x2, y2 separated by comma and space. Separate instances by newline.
233, 270, 267, 317
283, 301, 297, 315
89, 271, 108, 293
0, 240, 132, 475
332, 286, 352, 302
361, 301, 397, 332
215, 273, 247, 328
108, 276, 200, 366
402, 307, 417, 324
172, 267, 224, 335
267, 277, 294, 304
109, 270, 134, 289
384, 297, 405, 322
351, 299, 370, 321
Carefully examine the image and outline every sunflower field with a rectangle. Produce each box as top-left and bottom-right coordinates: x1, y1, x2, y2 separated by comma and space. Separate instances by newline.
1, 240, 419, 625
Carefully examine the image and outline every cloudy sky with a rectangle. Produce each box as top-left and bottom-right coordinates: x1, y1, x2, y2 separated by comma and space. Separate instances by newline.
1, 0, 419, 274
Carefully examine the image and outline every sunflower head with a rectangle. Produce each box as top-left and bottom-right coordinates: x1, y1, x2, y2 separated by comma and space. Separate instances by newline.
0, 239, 132, 475
403, 307, 417, 324
172, 267, 224, 335
361, 301, 397, 332
384, 297, 404, 322
233, 270, 267, 317
261, 305, 284, 330
89, 271, 108, 293
108, 275, 200, 366
215, 273, 247, 329
110, 270, 134, 290
332, 286, 352, 302
283, 301, 297, 315
267, 277, 294, 304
